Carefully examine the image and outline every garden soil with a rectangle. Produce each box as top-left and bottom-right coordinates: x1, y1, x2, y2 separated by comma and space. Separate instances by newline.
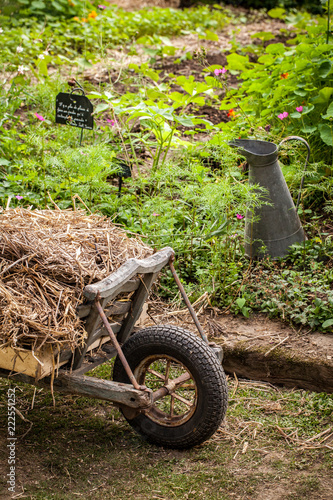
147, 304, 333, 394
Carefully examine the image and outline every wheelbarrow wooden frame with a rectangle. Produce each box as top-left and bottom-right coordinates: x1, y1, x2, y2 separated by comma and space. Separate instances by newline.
0, 246, 229, 448
0, 247, 174, 410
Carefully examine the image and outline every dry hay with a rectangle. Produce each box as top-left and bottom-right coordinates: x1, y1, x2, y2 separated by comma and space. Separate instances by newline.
0, 207, 152, 351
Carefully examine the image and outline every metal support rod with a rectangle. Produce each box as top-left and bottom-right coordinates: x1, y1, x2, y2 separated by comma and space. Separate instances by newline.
79, 128, 83, 147
95, 293, 142, 391
168, 256, 209, 344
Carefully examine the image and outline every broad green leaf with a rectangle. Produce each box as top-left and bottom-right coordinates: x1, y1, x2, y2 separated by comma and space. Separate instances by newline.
145, 69, 159, 82
242, 307, 250, 318
191, 96, 205, 106
159, 36, 171, 45
296, 43, 314, 55
143, 47, 158, 57
219, 101, 234, 111
169, 92, 187, 105
261, 109, 271, 117
162, 46, 176, 56
11, 74, 26, 85
265, 43, 286, 55
318, 123, 333, 146
87, 92, 102, 98
301, 125, 317, 133
31, 0, 46, 8
267, 7, 286, 19
295, 59, 309, 71
203, 30, 219, 42
258, 54, 275, 65
146, 89, 167, 101
76, 58, 93, 69
176, 76, 196, 95
322, 101, 333, 119
138, 115, 155, 121
251, 31, 274, 41
236, 297, 246, 309
194, 82, 211, 94
192, 117, 213, 126
226, 53, 250, 71
36, 58, 48, 76
302, 105, 314, 115
312, 87, 333, 104
136, 36, 150, 44
128, 63, 139, 72
205, 76, 218, 86
93, 103, 109, 115
52, 1, 63, 11
322, 319, 333, 329
175, 116, 194, 127
318, 60, 333, 78
316, 43, 333, 55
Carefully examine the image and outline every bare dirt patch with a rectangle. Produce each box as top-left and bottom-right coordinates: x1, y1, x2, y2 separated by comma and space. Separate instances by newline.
148, 302, 333, 393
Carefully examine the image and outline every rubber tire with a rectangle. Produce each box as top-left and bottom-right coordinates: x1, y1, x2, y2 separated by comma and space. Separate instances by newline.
113, 325, 228, 449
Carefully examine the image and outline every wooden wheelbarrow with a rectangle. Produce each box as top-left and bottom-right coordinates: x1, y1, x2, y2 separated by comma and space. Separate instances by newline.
0, 247, 228, 448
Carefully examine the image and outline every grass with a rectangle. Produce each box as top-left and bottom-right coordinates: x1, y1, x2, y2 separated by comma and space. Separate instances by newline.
1, 368, 332, 499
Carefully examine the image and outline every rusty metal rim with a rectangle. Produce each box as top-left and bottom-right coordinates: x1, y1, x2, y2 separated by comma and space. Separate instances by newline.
134, 354, 198, 427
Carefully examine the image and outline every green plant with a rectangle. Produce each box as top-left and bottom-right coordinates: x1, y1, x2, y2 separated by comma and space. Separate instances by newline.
247, 236, 333, 331
92, 73, 216, 173
220, 11, 333, 163
6, 0, 96, 18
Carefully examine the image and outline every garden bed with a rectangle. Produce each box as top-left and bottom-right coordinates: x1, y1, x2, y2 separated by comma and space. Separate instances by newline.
211, 313, 333, 394
148, 303, 333, 393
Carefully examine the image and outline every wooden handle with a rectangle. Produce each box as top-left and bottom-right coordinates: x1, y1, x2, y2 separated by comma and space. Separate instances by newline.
83, 247, 174, 300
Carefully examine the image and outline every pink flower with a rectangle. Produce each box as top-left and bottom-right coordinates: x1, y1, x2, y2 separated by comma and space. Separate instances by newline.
152, 212, 160, 217
15, 195, 23, 200
107, 118, 115, 126
214, 67, 227, 76
296, 106, 303, 113
236, 214, 244, 220
35, 113, 45, 121
278, 111, 288, 120
98, 4, 107, 8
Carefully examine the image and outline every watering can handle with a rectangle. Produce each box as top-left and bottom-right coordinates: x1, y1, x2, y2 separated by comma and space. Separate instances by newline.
278, 135, 310, 212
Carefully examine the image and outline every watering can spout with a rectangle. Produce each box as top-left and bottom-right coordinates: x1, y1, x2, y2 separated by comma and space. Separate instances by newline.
229, 138, 307, 260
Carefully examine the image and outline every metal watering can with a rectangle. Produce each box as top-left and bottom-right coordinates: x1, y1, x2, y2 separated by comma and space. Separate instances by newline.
230, 136, 310, 259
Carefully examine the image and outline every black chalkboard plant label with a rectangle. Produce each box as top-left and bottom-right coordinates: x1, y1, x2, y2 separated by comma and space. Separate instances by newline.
56, 92, 94, 130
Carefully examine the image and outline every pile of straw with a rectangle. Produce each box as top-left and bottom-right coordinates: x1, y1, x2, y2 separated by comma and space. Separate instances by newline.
0, 208, 152, 351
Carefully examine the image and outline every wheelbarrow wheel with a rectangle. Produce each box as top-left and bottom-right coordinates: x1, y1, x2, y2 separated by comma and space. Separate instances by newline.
113, 325, 228, 449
